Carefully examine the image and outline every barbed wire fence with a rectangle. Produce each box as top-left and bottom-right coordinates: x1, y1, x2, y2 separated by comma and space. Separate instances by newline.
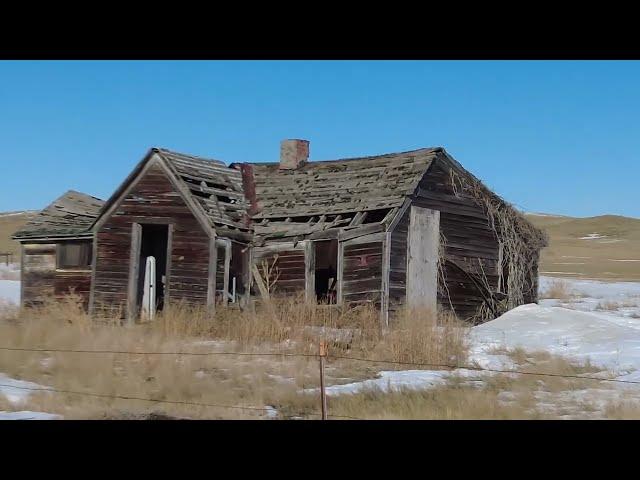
1, 344, 639, 420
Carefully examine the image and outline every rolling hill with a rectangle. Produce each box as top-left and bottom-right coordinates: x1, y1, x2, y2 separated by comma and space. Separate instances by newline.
525, 213, 640, 281
0, 211, 38, 262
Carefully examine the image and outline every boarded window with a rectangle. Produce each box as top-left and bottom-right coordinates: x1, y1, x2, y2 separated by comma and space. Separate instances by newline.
57, 241, 93, 269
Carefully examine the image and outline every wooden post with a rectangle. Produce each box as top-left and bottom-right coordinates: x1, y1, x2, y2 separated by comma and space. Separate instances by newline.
223, 239, 231, 307
251, 264, 270, 301
127, 223, 142, 325
406, 206, 440, 313
304, 240, 315, 304
207, 232, 217, 315
381, 231, 391, 329
88, 233, 98, 316
336, 241, 344, 305
319, 341, 328, 421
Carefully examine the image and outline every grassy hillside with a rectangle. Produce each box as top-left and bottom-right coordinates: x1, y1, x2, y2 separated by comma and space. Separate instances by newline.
525, 213, 640, 281
0, 211, 38, 262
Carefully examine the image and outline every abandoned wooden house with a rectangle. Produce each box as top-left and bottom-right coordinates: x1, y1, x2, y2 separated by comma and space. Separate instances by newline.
13, 140, 547, 324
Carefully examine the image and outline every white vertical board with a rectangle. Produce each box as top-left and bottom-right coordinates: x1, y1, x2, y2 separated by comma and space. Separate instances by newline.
141, 256, 156, 321
406, 206, 440, 313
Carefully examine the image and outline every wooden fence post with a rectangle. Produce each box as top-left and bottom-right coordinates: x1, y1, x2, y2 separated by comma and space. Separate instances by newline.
319, 341, 328, 420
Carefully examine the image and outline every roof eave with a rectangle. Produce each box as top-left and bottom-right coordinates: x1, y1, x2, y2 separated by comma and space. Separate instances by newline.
12, 232, 94, 242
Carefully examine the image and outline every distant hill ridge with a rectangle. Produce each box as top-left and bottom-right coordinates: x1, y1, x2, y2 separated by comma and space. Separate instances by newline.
524, 212, 640, 281
0, 211, 38, 259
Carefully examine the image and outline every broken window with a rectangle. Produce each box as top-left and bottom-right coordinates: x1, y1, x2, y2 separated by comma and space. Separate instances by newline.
57, 241, 92, 269
314, 240, 338, 303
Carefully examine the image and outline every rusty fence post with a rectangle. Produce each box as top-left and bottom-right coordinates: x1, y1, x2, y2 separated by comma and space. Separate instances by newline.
319, 340, 328, 420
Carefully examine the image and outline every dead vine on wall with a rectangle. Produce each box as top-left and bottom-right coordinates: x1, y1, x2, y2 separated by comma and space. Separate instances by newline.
448, 169, 547, 321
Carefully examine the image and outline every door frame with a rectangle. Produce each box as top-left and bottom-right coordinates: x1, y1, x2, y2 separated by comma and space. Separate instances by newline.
126, 221, 174, 324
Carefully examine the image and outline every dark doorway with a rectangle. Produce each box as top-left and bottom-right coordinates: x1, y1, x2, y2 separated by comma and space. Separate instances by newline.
136, 224, 169, 312
314, 240, 338, 303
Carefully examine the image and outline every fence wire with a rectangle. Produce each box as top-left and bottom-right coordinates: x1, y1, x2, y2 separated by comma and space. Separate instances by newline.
1, 345, 637, 386
2, 343, 638, 420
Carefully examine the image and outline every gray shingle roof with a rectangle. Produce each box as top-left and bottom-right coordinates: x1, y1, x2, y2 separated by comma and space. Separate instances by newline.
12, 190, 104, 240
248, 148, 440, 220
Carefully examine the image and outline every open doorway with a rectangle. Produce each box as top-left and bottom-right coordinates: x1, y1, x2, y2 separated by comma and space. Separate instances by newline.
136, 224, 169, 313
314, 240, 338, 303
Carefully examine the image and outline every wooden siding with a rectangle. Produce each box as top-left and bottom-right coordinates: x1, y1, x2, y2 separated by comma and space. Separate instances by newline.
406, 207, 439, 311
215, 244, 226, 300
342, 241, 383, 305
21, 243, 56, 306
414, 162, 500, 321
93, 163, 210, 313
54, 270, 92, 308
251, 247, 306, 296
388, 208, 410, 313
22, 242, 92, 308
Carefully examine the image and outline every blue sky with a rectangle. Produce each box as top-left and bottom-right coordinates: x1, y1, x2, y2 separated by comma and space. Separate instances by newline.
1, 60, 639, 217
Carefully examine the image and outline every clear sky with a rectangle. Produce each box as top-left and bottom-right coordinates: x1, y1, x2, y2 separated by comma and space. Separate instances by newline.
1, 60, 639, 218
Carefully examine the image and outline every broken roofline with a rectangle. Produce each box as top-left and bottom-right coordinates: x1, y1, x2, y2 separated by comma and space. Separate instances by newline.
14, 144, 543, 246
87, 145, 435, 239
88, 147, 252, 239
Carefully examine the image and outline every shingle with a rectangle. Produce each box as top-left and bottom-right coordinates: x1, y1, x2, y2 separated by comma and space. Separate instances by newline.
248, 148, 439, 220
12, 190, 104, 239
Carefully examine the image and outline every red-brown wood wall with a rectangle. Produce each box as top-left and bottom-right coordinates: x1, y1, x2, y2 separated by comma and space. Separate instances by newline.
92, 163, 210, 313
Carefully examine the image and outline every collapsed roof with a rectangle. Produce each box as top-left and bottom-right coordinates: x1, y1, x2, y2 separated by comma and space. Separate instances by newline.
242, 147, 439, 243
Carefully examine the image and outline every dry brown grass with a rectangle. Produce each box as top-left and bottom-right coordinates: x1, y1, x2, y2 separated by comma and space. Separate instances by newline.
0, 294, 469, 419
326, 348, 620, 420
596, 301, 620, 311
539, 279, 574, 300
5, 295, 630, 420
595, 300, 638, 311
326, 384, 542, 420
603, 400, 640, 419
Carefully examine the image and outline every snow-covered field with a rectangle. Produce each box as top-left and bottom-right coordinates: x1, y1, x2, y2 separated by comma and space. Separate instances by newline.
317, 276, 640, 416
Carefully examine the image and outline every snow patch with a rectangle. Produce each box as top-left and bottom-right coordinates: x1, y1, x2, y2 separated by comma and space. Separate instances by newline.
0, 280, 20, 305
472, 303, 640, 373
0, 411, 61, 420
540, 271, 581, 275
264, 406, 279, 418
0, 211, 30, 217
321, 370, 452, 396
0, 374, 50, 405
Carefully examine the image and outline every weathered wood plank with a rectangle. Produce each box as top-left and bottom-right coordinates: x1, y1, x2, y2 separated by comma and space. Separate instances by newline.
406, 206, 439, 312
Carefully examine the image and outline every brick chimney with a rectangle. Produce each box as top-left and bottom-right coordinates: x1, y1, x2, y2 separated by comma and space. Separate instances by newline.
279, 139, 309, 170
